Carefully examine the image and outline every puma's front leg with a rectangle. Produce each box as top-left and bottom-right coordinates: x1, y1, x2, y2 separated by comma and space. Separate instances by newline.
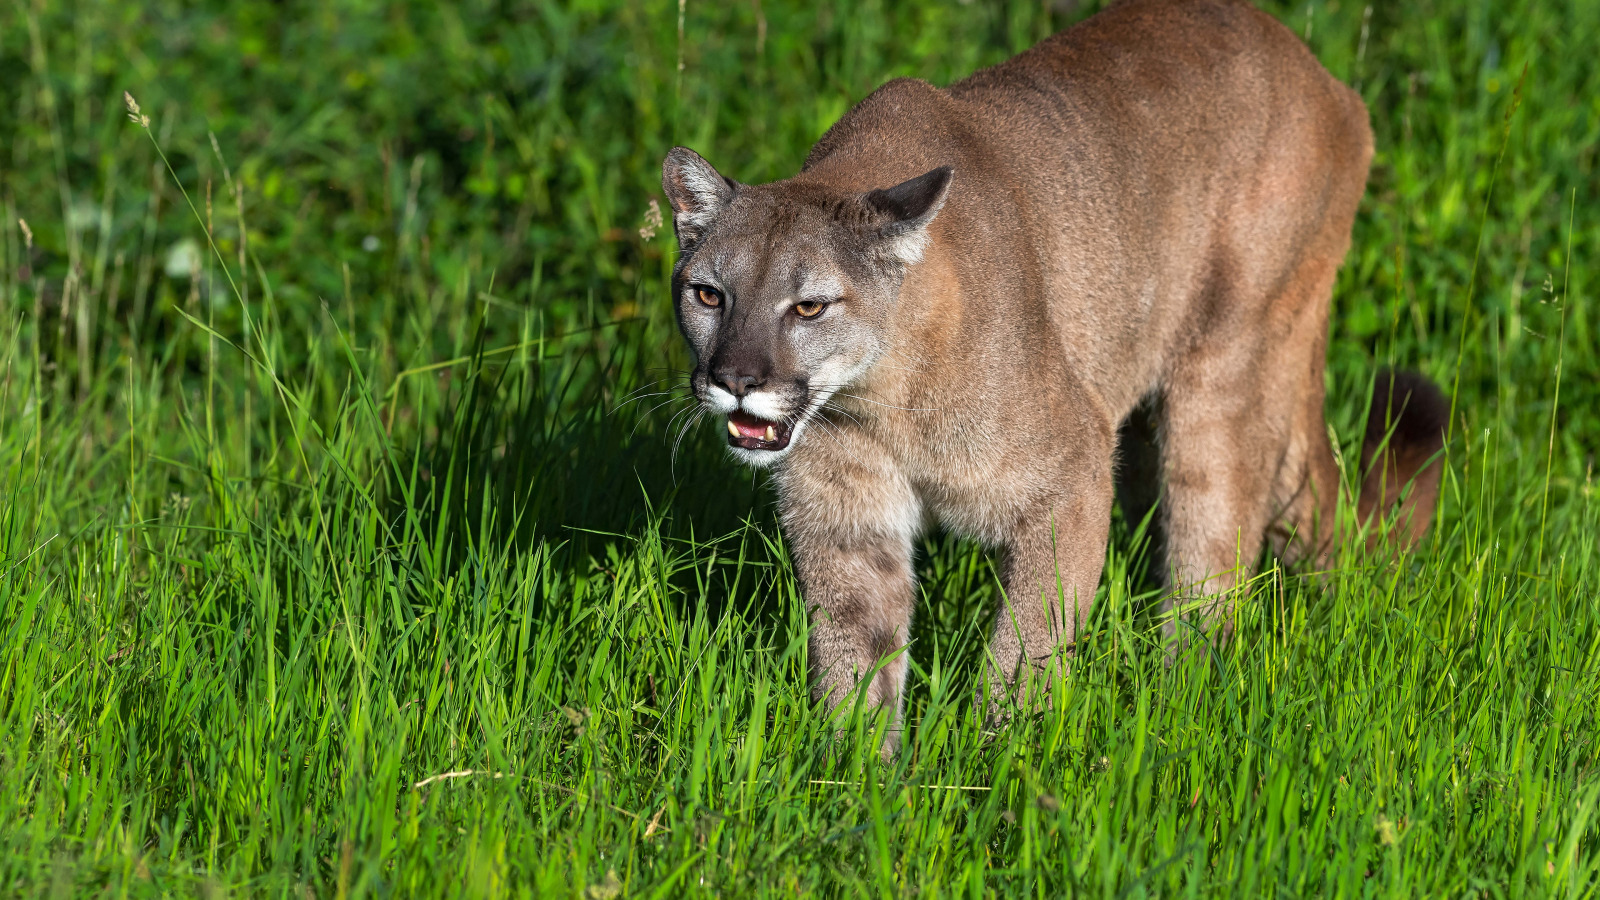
988, 458, 1114, 713
779, 467, 920, 754
793, 532, 916, 747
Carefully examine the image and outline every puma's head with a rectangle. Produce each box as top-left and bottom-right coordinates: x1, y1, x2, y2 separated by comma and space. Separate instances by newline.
661, 146, 952, 467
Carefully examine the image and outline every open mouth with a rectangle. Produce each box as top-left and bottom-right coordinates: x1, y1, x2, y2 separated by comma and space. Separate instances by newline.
726, 410, 793, 451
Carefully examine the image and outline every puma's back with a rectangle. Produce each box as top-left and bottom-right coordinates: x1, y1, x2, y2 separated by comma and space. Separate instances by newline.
661, 0, 1442, 744
795, 0, 1375, 423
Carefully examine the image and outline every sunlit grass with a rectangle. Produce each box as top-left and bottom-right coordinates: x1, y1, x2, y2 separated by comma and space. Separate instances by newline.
1, 0, 1597, 895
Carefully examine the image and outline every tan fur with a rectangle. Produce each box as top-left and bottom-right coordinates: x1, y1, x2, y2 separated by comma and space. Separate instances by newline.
661, 0, 1445, 750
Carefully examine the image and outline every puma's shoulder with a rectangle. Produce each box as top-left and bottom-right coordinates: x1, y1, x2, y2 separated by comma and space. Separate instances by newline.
802, 78, 955, 176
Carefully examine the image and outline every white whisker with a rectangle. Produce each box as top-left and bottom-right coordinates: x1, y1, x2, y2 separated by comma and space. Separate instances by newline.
665, 402, 702, 439
816, 401, 864, 430
669, 407, 707, 476
834, 392, 940, 413
629, 395, 695, 441
809, 383, 940, 414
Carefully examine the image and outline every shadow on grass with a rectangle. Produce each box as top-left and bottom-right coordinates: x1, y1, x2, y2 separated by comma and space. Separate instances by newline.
395, 323, 1175, 714
394, 322, 774, 594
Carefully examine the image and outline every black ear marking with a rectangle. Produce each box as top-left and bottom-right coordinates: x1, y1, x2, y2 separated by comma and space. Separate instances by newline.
863, 166, 954, 234
661, 147, 741, 247
859, 166, 954, 266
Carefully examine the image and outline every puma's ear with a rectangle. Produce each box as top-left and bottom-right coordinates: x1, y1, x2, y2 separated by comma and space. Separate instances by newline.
862, 166, 953, 267
662, 147, 739, 248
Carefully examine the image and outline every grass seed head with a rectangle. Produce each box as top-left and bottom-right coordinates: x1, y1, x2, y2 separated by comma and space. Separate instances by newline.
123, 91, 149, 128
640, 198, 662, 240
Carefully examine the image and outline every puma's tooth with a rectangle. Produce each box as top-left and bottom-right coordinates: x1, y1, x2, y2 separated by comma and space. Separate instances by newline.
728, 419, 740, 438
764, 425, 777, 442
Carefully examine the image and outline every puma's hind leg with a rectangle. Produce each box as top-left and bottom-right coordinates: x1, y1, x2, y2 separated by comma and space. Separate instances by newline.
1159, 251, 1345, 649
1156, 350, 1289, 649
1263, 369, 1343, 573
1260, 254, 1347, 572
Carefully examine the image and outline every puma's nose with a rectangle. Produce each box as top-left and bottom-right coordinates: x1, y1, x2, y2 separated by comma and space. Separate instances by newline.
714, 370, 764, 397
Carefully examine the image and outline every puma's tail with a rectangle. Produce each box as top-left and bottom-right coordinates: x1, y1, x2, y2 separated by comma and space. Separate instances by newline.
1357, 370, 1449, 551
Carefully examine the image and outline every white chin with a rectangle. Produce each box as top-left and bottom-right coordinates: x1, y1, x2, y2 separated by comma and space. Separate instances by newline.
726, 443, 791, 468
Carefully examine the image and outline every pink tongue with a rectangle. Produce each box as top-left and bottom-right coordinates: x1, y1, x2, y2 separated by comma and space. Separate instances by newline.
734, 419, 768, 439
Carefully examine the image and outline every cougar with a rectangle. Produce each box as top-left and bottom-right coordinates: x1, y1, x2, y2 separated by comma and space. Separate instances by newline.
660, 0, 1446, 748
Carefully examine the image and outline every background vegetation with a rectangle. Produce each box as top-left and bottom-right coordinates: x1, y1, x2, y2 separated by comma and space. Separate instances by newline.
1, 0, 1597, 895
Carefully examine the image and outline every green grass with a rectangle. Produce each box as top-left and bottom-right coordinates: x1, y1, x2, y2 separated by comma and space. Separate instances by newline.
2, 0, 1598, 895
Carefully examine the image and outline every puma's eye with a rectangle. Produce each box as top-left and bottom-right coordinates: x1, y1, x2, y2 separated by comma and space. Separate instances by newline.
794, 299, 827, 319
694, 286, 722, 308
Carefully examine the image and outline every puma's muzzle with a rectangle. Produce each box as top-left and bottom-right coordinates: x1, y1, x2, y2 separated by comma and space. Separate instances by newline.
700, 379, 808, 459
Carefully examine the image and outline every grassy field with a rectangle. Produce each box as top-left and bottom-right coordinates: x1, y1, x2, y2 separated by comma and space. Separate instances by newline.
2, 0, 1598, 895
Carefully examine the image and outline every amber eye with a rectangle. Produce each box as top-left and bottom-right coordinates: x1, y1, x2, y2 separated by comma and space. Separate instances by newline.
794, 299, 827, 319
694, 286, 722, 308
